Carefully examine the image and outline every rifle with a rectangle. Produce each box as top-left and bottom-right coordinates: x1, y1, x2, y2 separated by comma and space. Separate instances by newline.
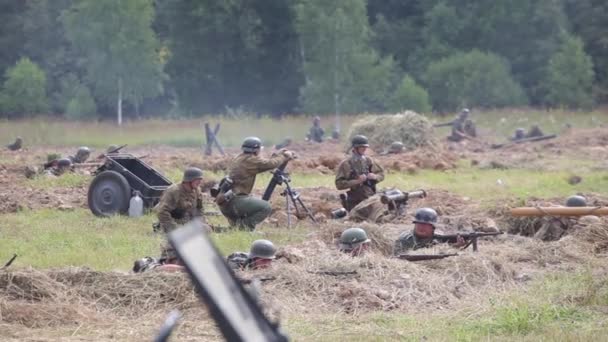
1, 254, 17, 269
169, 220, 289, 342
433, 231, 503, 251
97, 144, 127, 159
433, 121, 454, 128
491, 134, 557, 149
239, 276, 277, 285
262, 160, 290, 201
398, 253, 457, 262
307, 270, 358, 276
380, 189, 427, 216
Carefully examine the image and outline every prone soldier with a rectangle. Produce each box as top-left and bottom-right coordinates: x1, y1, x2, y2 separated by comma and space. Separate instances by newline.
155, 167, 208, 264
335, 135, 384, 211
227, 239, 277, 270
217, 137, 295, 230
69, 146, 91, 164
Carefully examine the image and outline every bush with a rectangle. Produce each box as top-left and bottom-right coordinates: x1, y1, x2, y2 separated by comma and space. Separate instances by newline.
544, 34, 594, 110
0, 57, 49, 116
65, 86, 97, 119
388, 75, 431, 113
425, 50, 527, 111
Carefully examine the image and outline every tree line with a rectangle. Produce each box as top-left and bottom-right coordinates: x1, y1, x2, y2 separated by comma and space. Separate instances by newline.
0, 0, 605, 123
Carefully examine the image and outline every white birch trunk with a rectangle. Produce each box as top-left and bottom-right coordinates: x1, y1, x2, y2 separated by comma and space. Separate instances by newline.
117, 77, 123, 126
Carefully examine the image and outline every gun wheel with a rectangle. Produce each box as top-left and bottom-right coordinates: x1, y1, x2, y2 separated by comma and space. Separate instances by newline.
88, 170, 131, 217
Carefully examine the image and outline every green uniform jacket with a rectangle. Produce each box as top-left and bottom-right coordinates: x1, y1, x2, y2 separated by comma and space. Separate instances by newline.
228, 153, 289, 195
393, 231, 435, 255
156, 183, 204, 233
335, 154, 384, 209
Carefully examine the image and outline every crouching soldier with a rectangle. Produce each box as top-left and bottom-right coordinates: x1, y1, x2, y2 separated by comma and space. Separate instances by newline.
339, 227, 371, 257
335, 135, 384, 212
393, 208, 465, 255
217, 137, 295, 230
155, 167, 208, 264
227, 239, 277, 270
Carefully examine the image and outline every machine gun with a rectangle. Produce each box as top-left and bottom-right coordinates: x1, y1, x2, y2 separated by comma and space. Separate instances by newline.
262, 160, 316, 228
433, 231, 503, 252
380, 189, 427, 216
167, 220, 289, 342
398, 253, 457, 262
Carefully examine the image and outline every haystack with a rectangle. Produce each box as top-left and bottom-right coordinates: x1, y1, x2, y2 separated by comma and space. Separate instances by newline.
346, 111, 436, 151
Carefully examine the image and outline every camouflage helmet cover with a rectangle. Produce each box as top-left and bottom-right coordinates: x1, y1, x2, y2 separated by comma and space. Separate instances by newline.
413, 207, 438, 227
340, 227, 371, 251
242, 136, 262, 153
249, 239, 277, 259
182, 167, 203, 182
565, 195, 587, 207
351, 135, 369, 148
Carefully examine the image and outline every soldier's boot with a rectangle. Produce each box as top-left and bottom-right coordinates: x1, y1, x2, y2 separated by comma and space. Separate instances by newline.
232, 196, 272, 230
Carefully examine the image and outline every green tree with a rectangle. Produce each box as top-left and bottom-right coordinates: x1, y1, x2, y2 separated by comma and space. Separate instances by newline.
62, 0, 165, 125
0, 1, 27, 79
565, 0, 608, 101
0, 57, 48, 116
388, 75, 431, 113
66, 85, 97, 119
22, 0, 83, 114
295, 0, 395, 130
544, 34, 594, 109
425, 50, 527, 111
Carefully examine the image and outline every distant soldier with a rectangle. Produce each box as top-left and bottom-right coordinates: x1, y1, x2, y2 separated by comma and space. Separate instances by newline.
155, 167, 207, 264
339, 227, 371, 256
69, 146, 91, 164
106, 144, 119, 153
306, 116, 325, 143
335, 135, 384, 211
526, 125, 544, 138
565, 195, 587, 207
511, 128, 526, 141
388, 141, 404, 154
227, 239, 277, 270
217, 137, 295, 230
6, 136, 22, 151
447, 108, 476, 142
393, 208, 465, 255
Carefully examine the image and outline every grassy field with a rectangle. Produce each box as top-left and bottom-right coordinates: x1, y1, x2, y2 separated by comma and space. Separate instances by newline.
1, 108, 607, 148
2, 109, 608, 341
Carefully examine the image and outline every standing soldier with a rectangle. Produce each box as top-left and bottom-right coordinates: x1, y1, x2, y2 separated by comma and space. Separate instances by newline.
335, 135, 384, 211
156, 167, 207, 264
217, 137, 295, 230
306, 116, 325, 143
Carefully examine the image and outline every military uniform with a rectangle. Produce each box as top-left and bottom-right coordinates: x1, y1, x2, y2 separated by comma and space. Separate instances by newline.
393, 231, 435, 255
218, 152, 289, 230
526, 125, 544, 138
156, 182, 205, 259
335, 153, 384, 211
308, 125, 324, 143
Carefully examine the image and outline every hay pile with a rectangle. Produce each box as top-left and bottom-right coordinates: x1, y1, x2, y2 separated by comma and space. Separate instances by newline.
346, 112, 437, 151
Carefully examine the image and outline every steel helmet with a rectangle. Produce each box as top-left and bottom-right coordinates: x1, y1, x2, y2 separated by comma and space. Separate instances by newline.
242, 137, 262, 153
249, 239, 277, 259
340, 227, 370, 251
57, 158, 72, 168
413, 208, 438, 227
351, 135, 369, 148
182, 167, 203, 182
565, 195, 587, 207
